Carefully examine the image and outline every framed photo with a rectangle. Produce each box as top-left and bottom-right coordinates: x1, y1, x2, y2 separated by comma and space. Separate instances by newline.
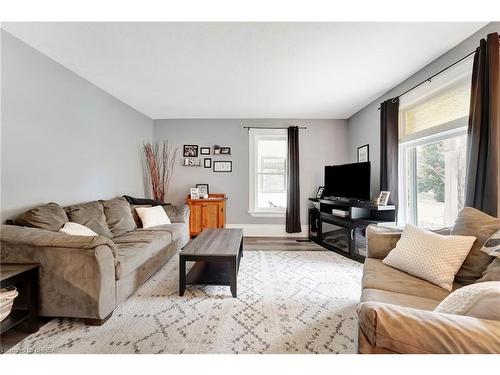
316, 186, 325, 199
213, 160, 232, 172
203, 157, 212, 168
220, 147, 231, 155
376, 191, 391, 206
200, 147, 211, 155
196, 184, 209, 197
190, 187, 200, 199
183, 158, 200, 166
357, 144, 369, 163
183, 145, 198, 157
213, 145, 221, 155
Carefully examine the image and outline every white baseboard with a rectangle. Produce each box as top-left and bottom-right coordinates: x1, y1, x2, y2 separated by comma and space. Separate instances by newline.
226, 224, 309, 237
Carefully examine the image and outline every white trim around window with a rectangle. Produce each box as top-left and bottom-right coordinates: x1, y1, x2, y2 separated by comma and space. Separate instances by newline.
248, 128, 287, 217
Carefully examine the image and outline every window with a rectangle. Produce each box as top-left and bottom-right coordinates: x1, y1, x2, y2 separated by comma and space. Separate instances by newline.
249, 129, 287, 216
399, 57, 472, 227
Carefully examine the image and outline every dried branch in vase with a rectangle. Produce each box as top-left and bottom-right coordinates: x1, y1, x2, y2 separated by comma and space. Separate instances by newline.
142, 141, 178, 202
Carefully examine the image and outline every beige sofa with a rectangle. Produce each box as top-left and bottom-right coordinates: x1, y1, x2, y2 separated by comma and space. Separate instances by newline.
0, 198, 189, 325
357, 224, 500, 354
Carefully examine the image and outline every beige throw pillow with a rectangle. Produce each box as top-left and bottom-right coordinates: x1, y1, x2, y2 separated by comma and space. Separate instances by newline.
135, 206, 171, 228
59, 222, 98, 236
434, 282, 500, 321
383, 224, 476, 291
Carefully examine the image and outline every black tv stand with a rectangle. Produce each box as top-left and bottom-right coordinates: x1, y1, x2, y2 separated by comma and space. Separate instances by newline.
308, 197, 396, 262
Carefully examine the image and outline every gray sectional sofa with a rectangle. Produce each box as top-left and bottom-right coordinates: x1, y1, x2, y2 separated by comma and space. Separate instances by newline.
0, 197, 189, 325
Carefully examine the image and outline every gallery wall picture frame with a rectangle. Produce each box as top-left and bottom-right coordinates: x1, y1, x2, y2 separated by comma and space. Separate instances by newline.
220, 147, 231, 155
213, 145, 221, 155
203, 158, 212, 168
357, 144, 369, 162
213, 160, 232, 172
196, 184, 209, 196
184, 158, 201, 166
183, 145, 198, 157
200, 147, 211, 155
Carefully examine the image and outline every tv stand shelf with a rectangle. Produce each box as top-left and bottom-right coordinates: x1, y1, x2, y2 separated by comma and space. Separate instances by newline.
308, 197, 396, 262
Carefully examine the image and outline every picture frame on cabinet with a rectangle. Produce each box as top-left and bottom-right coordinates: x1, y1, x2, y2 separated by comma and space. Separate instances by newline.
196, 184, 209, 197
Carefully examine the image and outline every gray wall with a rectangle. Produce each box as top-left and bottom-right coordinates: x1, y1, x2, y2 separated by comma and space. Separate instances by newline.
1, 31, 153, 220
347, 22, 500, 198
154, 119, 348, 224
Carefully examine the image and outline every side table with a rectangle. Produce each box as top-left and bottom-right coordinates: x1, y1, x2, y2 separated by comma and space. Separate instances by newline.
1, 264, 40, 335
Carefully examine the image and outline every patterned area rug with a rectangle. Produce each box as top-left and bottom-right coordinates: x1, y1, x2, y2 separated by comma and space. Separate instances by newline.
8, 250, 362, 354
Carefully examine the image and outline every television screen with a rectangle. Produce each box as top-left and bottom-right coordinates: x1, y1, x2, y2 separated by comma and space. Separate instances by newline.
324, 162, 370, 200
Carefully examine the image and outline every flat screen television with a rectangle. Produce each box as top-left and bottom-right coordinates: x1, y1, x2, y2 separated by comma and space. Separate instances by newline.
324, 162, 371, 201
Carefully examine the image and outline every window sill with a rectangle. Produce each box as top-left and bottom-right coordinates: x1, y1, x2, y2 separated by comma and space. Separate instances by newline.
248, 211, 286, 218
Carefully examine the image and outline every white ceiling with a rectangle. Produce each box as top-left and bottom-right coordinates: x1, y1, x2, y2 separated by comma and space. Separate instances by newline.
2, 22, 486, 119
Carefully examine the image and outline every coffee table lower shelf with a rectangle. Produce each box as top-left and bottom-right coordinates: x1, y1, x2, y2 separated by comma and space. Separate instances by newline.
185, 261, 233, 286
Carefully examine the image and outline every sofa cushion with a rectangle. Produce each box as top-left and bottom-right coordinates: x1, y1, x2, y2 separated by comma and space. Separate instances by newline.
360, 288, 440, 311
112, 229, 175, 279
382, 224, 475, 291
452, 207, 500, 283
64, 201, 113, 238
136, 223, 188, 243
362, 258, 457, 301
113, 242, 152, 280
434, 281, 500, 320
13, 202, 68, 232
101, 197, 136, 237
477, 258, 500, 282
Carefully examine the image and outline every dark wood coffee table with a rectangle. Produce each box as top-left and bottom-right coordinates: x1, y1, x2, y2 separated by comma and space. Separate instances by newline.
179, 228, 243, 298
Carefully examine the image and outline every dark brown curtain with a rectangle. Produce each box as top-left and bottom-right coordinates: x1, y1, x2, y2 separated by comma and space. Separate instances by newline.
380, 98, 400, 205
465, 32, 499, 217
286, 126, 301, 233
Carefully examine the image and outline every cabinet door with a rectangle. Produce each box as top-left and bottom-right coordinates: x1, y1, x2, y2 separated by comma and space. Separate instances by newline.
189, 203, 203, 236
202, 203, 220, 229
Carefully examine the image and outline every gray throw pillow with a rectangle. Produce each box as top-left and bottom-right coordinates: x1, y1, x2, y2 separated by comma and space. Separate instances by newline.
451, 207, 500, 283
101, 197, 137, 237
64, 201, 113, 238
14, 202, 69, 232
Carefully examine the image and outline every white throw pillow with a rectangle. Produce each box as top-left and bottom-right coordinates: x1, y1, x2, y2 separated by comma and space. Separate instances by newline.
135, 205, 171, 228
59, 222, 98, 236
434, 281, 500, 320
382, 224, 476, 291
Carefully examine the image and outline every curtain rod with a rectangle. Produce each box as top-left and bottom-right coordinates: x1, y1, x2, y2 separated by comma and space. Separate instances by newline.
243, 126, 307, 130
377, 45, 482, 110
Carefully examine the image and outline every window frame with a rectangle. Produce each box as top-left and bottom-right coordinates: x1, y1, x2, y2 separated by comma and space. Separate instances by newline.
399, 124, 468, 227
248, 128, 288, 217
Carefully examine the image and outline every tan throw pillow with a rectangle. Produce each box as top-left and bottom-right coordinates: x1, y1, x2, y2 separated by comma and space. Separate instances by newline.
64, 201, 113, 238
451, 207, 500, 283
59, 222, 98, 236
135, 206, 171, 228
434, 282, 500, 321
101, 197, 137, 237
383, 224, 476, 291
13, 202, 69, 232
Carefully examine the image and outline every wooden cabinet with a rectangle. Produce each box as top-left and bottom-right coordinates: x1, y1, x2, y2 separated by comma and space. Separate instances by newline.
186, 194, 226, 237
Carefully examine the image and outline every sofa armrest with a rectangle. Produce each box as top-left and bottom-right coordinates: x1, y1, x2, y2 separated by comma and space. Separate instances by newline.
366, 225, 403, 259
163, 204, 189, 223
1, 225, 116, 320
357, 301, 500, 354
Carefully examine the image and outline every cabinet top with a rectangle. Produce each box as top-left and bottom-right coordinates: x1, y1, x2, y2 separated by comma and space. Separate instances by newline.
186, 193, 227, 203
